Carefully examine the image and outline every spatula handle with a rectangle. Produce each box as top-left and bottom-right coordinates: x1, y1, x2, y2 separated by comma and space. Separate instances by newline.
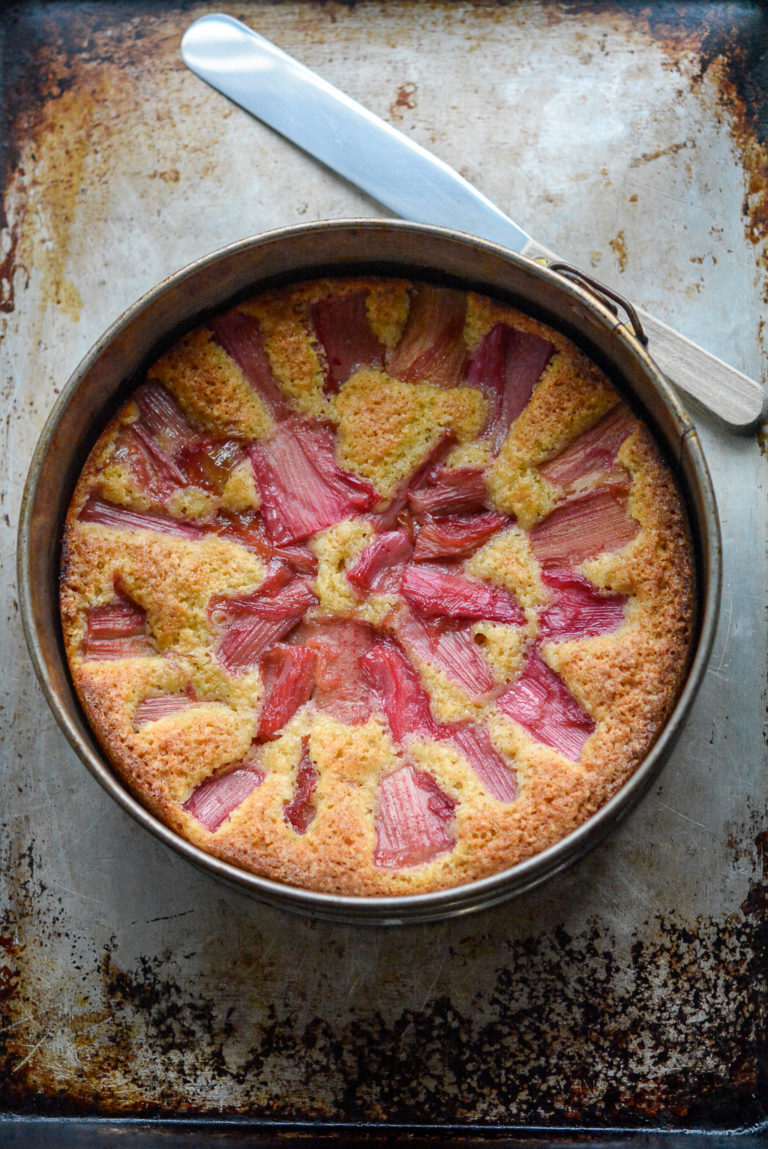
632, 307, 765, 431
521, 238, 766, 432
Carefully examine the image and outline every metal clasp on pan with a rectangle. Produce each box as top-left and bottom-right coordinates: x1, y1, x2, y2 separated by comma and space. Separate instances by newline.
547, 262, 648, 347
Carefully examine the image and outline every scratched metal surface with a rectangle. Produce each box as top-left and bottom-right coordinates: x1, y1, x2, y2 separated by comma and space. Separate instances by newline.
1, 0, 766, 1133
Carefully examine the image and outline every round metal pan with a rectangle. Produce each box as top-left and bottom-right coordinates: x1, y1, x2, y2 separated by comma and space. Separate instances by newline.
17, 220, 721, 924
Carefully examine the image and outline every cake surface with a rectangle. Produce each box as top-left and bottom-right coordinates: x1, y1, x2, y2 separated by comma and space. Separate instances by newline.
60, 277, 695, 896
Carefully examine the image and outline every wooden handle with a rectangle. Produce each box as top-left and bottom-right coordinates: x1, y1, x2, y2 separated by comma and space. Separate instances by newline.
632, 306, 766, 433
520, 238, 766, 433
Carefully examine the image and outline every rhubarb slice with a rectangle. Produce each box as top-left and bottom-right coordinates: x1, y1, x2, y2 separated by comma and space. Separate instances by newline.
401, 564, 524, 624
369, 429, 455, 532
209, 511, 318, 573
540, 404, 636, 491
133, 381, 201, 453
216, 620, 300, 676
408, 466, 488, 517
312, 290, 385, 395
134, 686, 199, 728
129, 386, 246, 497
209, 309, 291, 419
293, 619, 378, 726
249, 558, 296, 598
450, 724, 518, 803
214, 578, 317, 675
82, 588, 155, 661
258, 645, 317, 739
361, 639, 441, 743
182, 746, 264, 832
347, 530, 414, 594
210, 509, 272, 557
497, 649, 595, 761
214, 575, 316, 629
386, 285, 468, 388
79, 495, 205, 540
208, 561, 294, 624
539, 569, 626, 643
271, 544, 319, 576
250, 418, 379, 545
413, 510, 509, 561
284, 737, 318, 833
529, 485, 638, 567
116, 423, 189, 502
374, 763, 457, 869
395, 612, 495, 698
468, 322, 554, 450
175, 437, 245, 494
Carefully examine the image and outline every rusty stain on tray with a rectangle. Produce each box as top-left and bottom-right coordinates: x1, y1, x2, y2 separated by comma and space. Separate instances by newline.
2, 0, 767, 1131
629, 139, 697, 168
0, 7, 180, 320
656, 10, 768, 262
608, 229, 628, 273
390, 82, 418, 120
0, 828, 765, 1123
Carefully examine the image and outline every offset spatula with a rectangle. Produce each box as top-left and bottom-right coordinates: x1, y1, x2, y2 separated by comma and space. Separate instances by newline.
181, 13, 766, 432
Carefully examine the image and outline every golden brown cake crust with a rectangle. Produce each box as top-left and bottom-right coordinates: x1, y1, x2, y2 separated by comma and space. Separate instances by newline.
60, 277, 695, 896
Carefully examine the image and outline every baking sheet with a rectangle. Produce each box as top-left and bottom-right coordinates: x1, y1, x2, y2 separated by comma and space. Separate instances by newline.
1, 0, 766, 1136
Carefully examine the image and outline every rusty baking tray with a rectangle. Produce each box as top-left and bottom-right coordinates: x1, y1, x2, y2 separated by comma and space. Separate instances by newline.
1, 1, 766, 1143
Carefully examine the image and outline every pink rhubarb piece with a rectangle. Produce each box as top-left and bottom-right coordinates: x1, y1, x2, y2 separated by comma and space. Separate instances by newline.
450, 724, 518, 803
467, 322, 554, 450
539, 569, 626, 643
258, 645, 317, 739
294, 619, 378, 726
529, 485, 638, 568
133, 686, 200, 728
214, 578, 317, 676
208, 561, 295, 624
497, 649, 595, 762
79, 495, 205, 541
374, 762, 457, 869
347, 529, 414, 595
117, 423, 189, 503
361, 639, 441, 744
540, 404, 636, 491
401, 564, 524, 624
395, 612, 495, 699
210, 308, 291, 419
312, 290, 385, 395
413, 510, 509, 561
133, 382, 201, 454
385, 285, 468, 388
183, 747, 265, 832
250, 418, 379, 546
407, 465, 488, 518
284, 737, 318, 834
82, 587, 155, 661
368, 429, 455, 533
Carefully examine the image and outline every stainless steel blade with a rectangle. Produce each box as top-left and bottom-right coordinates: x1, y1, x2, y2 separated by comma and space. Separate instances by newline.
181, 13, 531, 252
181, 13, 766, 433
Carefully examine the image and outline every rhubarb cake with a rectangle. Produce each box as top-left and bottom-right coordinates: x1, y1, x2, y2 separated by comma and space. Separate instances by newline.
60, 277, 695, 896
